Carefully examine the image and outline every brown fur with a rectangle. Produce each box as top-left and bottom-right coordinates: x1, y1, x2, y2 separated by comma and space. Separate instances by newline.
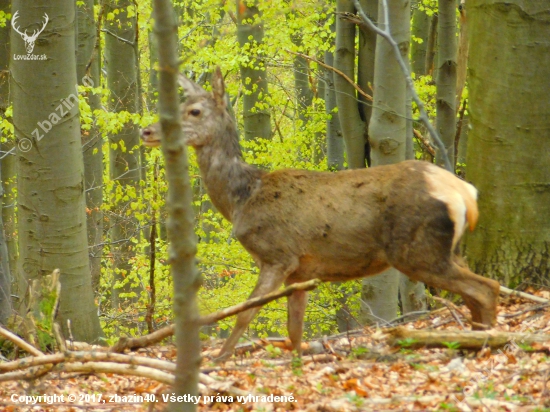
141, 68, 500, 361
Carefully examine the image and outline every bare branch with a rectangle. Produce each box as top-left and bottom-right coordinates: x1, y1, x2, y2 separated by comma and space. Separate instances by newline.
352, 0, 453, 172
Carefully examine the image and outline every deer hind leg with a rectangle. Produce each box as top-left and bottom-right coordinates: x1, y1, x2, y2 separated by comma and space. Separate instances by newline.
398, 260, 499, 329
216, 260, 298, 362
286, 284, 309, 356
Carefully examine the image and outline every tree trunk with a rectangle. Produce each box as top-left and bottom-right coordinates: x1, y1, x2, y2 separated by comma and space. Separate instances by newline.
362, 0, 411, 323
77, 0, 103, 292
425, 14, 438, 76
455, 0, 469, 111
334, 0, 366, 169
11, 0, 103, 342
104, 0, 141, 308
237, 0, 271, 141
410, 5, 430, 76
0, 166, 11, 324
464, 0, 550, 287
0, 0, 18, 306
152, 1, 201, 409
323, 49, 344, 171
435, 0, 457, 167
357, 0, 377, 167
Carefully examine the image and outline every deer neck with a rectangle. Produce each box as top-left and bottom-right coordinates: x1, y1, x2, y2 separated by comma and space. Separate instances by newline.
195, 129, 264, 222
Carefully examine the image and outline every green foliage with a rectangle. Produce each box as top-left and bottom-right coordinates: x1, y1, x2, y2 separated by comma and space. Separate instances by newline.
397, 337, 418, 348
0, 10, 10, 28
442, 341, 461, 350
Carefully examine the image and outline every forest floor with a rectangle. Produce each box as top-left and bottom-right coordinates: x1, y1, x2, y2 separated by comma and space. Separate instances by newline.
0, 289, 549, 412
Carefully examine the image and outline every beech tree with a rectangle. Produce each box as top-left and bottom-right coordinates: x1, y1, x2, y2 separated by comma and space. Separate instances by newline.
0, 0, 12, 324
11, 0, 103, 342
464, 0, 550, 286
77, 0, 103, 291
104, 0, 142, 308
237, 0, 271, 141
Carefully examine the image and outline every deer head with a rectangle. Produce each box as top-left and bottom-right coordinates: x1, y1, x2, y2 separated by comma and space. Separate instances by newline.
12, 11, 49, 54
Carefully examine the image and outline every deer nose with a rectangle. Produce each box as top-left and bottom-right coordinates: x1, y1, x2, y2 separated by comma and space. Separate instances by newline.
140, 128, 152, 138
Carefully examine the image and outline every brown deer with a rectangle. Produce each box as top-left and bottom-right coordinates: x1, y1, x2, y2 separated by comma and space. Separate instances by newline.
141, 67, 500, 361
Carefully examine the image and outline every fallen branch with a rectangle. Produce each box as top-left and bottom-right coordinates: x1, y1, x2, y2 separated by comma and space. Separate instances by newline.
0, 366, 53, 383
501, 302, 550, 318
432, 296, 466, 329
387, 326, 550, 350
500, 286, 549, 304
111, 279, 321, 353
110, 325, 174, 353
0, 350, 175, 373
0, 350, 255, 397
60, 361, 174, 385
0, 325, 43, 356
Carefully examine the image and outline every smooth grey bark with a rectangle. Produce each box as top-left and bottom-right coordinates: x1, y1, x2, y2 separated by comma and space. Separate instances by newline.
153, 1, 201, 409
237, 0, 271, 141
0, 0, 17, 306
77, 0, 103, 292
399, 1, 429, 313
362, 0, 411, 323
334, 0, 366, 169
0, 166, 10, 324
0, 0, 10, 325
455, 0, 468, 111
333, 0, 367, 330
11, 0, 103, 342
464, 0, 550, 287
104, 0, 141, 308
147, 30, 159, 111
435, 0, 457, 167
410, 4, 430, 75
323, 50, 344, 170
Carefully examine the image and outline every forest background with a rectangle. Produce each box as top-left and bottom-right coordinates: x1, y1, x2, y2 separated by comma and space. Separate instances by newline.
0, 0, 548, 349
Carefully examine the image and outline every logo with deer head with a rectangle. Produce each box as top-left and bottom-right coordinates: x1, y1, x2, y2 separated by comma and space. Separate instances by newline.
11, 11, 49, 54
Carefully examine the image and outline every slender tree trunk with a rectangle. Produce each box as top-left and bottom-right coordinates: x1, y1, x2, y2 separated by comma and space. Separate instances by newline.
425, 14, 438, 76
104, 0, 141, 308
77, 0, 103, 292
435, 0, 457, 167
401, 2, 426, 314
455, 0, 468, 111
362, 0, 410, 323
358, 0, 377, 167
0, 18, 10, 319
237, 0, 271, 141
11, 0, 103, 342
333, 0, 367, 331
153, 2, 201, 409
334, 0, 366, 169
464, 0, 550, 287
0, 0, 18, 305
411, 4, 430, 76
323, 49, 344, 170
0, 167, 10, 324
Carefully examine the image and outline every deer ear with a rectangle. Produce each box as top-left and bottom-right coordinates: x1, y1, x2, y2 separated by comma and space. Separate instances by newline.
211, 66, 227, 109
178, 74, 204, 97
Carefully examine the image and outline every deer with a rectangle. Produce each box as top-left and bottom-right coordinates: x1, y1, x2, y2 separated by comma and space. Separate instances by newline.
141, 67, 500, 361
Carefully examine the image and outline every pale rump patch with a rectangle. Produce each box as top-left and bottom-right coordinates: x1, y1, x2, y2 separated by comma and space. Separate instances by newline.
423, 165, 479, 249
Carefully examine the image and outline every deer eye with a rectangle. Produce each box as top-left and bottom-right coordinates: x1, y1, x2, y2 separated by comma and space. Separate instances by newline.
189, 109, 201, 117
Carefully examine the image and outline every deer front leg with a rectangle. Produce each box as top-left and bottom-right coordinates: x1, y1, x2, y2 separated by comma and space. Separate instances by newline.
215, 262, 297, 362
287, 288, 308, 356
